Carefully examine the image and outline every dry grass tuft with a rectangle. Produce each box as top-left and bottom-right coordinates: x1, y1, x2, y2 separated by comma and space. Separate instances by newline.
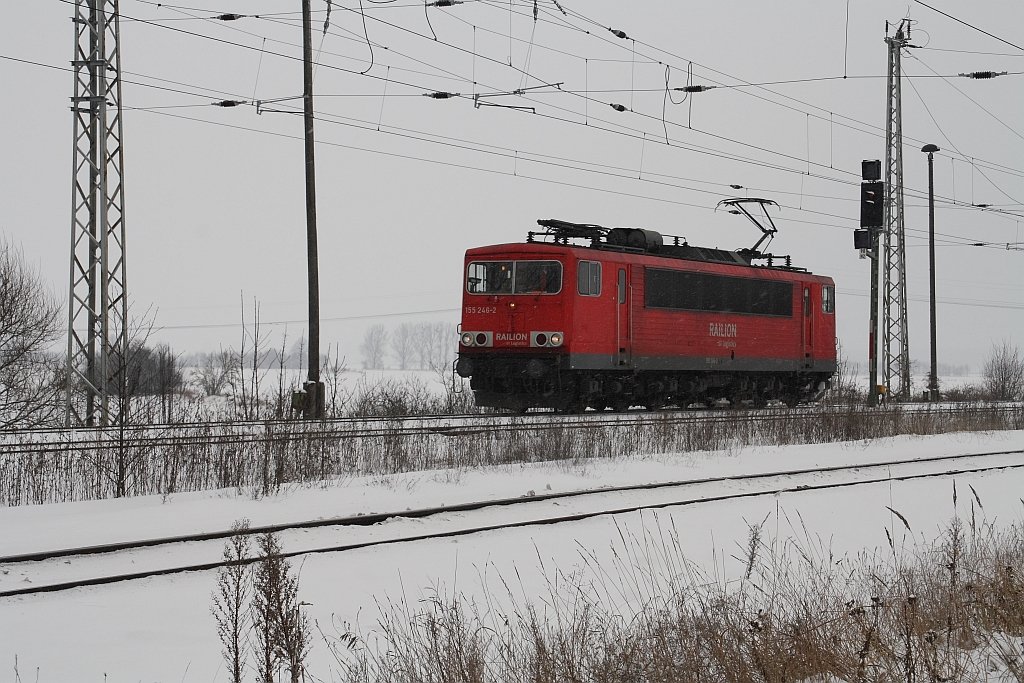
324, 513, 1024, 683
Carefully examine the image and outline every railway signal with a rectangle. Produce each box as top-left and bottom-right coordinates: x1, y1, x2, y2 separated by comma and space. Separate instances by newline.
858, 160, 883, 407
860, 181, 884, 228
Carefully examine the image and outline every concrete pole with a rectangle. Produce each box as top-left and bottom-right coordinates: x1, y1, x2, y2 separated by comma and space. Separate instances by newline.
302, 0, 323, 417
923, 143, 940, 401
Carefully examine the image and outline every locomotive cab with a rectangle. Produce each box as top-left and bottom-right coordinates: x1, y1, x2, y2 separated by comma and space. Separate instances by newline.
457, 245, 576, 411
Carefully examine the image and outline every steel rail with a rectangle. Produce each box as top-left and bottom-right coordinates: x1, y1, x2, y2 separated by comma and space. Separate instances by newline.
2, 405, 1018, 456
2, 447, 1022, 598
0, 410, 492, 439
2, 400, 1009, 442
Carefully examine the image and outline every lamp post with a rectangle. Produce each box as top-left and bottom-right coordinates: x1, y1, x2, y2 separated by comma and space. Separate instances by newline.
922, 143, 940, 402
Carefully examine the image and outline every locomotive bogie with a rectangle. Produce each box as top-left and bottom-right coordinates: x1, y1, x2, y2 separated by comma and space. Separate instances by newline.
460, 350, 832, 412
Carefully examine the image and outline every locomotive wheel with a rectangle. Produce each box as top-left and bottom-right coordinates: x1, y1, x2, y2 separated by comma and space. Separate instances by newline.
556, 399, 585, 415
503, 399, 529, 414
610, 399, 629, 412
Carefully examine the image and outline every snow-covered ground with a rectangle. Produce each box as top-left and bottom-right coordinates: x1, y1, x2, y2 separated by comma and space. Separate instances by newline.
2, 430, 1024, 681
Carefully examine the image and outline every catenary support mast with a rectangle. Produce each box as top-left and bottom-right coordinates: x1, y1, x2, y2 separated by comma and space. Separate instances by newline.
301, 0, 324, 418
66, 0, 129, 426
882, 21, 912, 400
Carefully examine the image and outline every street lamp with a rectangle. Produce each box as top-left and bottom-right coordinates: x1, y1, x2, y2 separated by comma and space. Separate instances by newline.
922, 143, 940, 401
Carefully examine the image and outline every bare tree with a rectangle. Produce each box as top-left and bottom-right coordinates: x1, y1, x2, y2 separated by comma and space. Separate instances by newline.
390, 322, 417, 370
232, 297, 271, 420
274, 331, 293, 419
322, 343, 347, 417
0, 239, 63, 428
101, 313, 164, 495
360, 324, 389, 369
427, 321, 456, 370
983, 341, 1024, 400
133, 342, 182, 423
409, 321, 455, 371
411, 322, 431, 370
212, 520, 252, 683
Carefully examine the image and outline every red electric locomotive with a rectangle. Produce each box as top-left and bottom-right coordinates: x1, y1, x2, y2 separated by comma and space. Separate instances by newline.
456, 216, 836, 411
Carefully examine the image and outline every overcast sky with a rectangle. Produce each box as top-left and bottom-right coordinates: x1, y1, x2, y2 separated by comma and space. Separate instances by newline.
2, 0, 1022, 373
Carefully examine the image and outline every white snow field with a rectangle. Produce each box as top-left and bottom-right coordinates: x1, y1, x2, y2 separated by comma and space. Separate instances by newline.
2, 430, 1024, 681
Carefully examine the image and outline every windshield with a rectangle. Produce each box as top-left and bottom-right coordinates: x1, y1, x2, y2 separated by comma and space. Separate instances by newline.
467, 260, 562, 295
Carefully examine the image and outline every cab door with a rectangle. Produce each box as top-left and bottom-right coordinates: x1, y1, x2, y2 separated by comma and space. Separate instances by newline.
802, 285, 813, 368
616, 267, 631, 366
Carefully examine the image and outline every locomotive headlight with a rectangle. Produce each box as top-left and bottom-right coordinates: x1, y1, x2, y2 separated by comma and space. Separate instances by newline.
530, 331, 564, 347
475, 332, 488, 346
460, 332, 475, 346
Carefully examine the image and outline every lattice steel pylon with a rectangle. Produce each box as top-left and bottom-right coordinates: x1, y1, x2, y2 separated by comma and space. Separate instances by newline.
66, 0, 129, 426
881, 20, 912, 400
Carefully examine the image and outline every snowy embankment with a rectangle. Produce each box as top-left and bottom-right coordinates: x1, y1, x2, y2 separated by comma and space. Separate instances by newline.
2, 430, 1023, 681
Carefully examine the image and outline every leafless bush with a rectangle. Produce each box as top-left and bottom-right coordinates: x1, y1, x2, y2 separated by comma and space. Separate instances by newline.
345, 374, 475, 417
192, 349, 237, 397
430, 360, 475, 415
212, 520, 252, 683
828, 338, 864, 405
984, 341, 1024, 401
252, 533, 311, 683
943, 383, 989, 403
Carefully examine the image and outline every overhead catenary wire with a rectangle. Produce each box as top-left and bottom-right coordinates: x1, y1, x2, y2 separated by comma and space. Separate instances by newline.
36, 0, 1024, 233
464, 0, 1024, 218
9, 18, 1024, 229
265, 0, 1024, 190
121, 0, 1024, 196
41, 0, 1024, 214
130, 97, 1014, 251
909, 53, 1024, 146
903, 72, 1024, 210
60, 3, 874, 193
911, 0, 1024, 53
510, 0, 1024, 179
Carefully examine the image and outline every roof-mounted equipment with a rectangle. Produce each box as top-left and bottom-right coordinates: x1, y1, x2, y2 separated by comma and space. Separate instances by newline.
716, 197, 796, 267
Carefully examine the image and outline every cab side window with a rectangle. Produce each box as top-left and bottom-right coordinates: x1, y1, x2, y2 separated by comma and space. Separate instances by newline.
577, 261, 602, 296
822, 285, 835, 314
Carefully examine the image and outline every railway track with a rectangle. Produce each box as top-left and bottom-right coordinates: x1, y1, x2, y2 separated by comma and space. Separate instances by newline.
3, 404, 1019, 455
3, 446, 1022, 599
